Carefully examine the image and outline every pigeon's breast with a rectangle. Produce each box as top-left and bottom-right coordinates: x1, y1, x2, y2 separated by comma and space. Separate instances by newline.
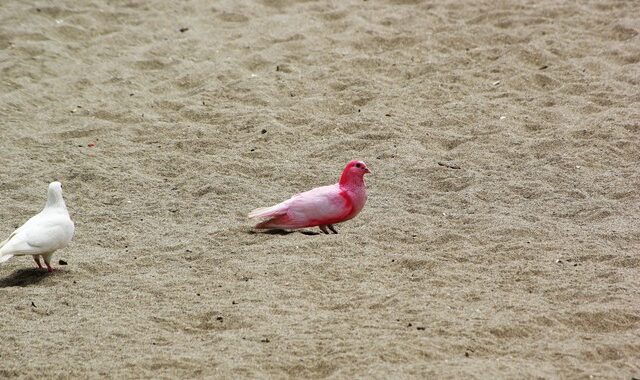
343, 186, 367, 219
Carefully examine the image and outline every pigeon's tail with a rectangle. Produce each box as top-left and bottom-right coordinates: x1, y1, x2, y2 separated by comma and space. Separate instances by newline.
254, 214, 297, 230
0, 234, 14, 259
250, 202, 300, 230
248, 202, 288, 219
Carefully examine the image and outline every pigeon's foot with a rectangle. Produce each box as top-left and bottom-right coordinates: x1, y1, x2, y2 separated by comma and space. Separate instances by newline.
45, 262, 54, 273
319, 225, 329, 234
33, 255, 43, 269
328, 224, 338, 234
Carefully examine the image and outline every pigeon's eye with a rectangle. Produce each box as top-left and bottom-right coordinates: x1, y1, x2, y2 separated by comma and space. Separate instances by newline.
355, 163, 361, 168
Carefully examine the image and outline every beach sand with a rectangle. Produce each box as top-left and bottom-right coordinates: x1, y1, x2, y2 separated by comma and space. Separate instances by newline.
1, 0, 639, 378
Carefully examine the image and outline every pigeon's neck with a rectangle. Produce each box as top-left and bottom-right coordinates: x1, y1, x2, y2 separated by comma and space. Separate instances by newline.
46, 190, 66, 209
339, 173, 365, 189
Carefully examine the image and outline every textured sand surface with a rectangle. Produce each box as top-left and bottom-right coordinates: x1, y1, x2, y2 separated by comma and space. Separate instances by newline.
1, 0, 639, 378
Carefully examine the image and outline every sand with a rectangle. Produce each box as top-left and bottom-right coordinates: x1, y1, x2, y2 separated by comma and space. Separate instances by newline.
1, 0, 639, 378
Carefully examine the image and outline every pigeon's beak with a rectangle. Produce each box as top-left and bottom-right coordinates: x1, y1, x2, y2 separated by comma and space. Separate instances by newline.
364, 168, 371, 174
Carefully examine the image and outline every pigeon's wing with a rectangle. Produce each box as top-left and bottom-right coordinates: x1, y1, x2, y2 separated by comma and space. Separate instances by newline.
285, 185, 353, 226
0, 216, 70, 256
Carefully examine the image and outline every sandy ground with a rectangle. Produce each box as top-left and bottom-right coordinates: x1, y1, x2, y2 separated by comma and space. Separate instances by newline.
1, 0, 639, 378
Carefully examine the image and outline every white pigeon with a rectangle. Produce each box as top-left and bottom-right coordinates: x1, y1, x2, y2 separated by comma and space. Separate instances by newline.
0, 181, 75, 272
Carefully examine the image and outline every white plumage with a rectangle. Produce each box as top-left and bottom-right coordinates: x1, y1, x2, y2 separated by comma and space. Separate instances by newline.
0, 181, 75, 272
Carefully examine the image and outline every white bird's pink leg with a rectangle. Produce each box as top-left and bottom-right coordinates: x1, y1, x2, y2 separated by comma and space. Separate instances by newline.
319, 225, 330, 234
42, 252, 54, 273
328, 224, 338, 234
33, 255, 43, 269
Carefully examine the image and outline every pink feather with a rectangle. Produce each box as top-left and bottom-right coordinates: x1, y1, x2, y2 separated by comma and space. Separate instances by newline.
249, 160, 370, 232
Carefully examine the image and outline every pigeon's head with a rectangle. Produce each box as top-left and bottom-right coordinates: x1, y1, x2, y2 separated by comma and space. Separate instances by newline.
349, 160, 370, 175
340, 160, 371, 185
49, 181, 63, 193
46, 181, 65, 208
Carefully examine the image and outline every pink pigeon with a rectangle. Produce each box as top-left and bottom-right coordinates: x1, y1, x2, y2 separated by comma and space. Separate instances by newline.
249, 160, 370, 234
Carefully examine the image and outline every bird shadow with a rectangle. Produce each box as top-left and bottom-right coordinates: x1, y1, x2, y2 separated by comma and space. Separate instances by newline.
0, 268, 59, 288
248, 229, 321, 236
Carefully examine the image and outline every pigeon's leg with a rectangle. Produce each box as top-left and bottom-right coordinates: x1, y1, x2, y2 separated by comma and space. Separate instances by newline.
327, 224, 338, 234
42, 252, 54, 273
33, 255, 43, 269
319, 225, 330, 234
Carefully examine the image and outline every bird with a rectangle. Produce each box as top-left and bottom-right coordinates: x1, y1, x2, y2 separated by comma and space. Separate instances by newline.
249, 160, 370, 234
0, 181, 75, 272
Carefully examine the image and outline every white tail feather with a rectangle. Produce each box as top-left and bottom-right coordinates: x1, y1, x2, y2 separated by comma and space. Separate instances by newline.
0, 236, 9, 248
